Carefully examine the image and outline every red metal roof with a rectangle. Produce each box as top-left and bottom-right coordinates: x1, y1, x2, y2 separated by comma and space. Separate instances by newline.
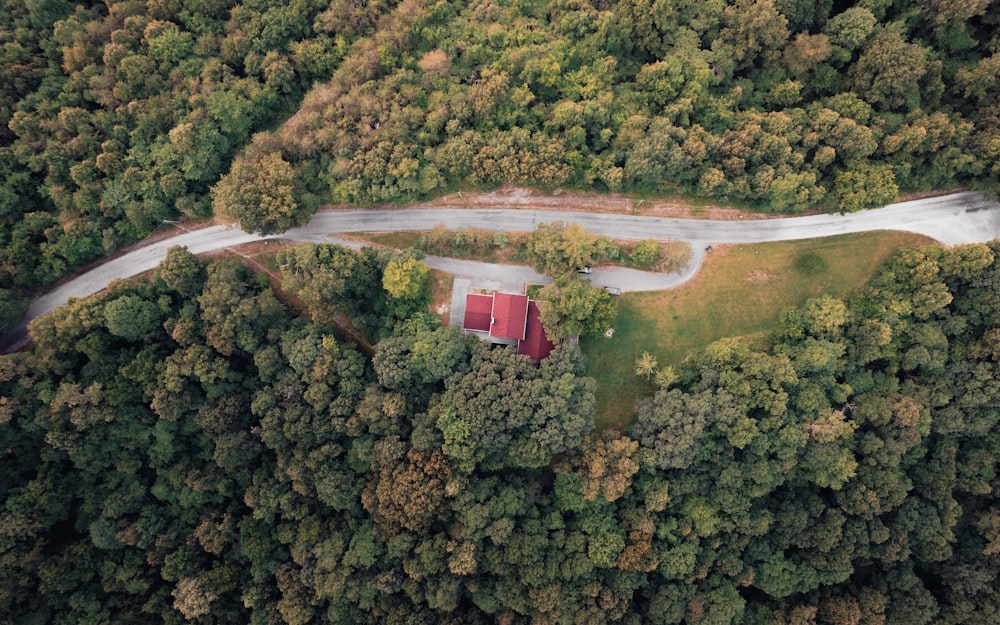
490, 292, 529, 340
463, 293, 493, 332
518, 300, 555, 362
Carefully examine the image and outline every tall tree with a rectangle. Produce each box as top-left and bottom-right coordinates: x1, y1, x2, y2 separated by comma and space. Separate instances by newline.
850, 30, 929, 111
212, 151, 312, 234
537, 277, 618, 341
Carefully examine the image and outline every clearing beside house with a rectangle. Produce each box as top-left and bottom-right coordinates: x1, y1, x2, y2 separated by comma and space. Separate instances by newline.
582, 230, 937, 429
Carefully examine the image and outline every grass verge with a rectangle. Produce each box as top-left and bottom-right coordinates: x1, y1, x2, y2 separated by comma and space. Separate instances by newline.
354, 228, 691, 273
358, 229, 528, 263
582, 231, 938, 430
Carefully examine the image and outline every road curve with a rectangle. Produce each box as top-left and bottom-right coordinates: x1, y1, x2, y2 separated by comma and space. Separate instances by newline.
3, 190, 999, 352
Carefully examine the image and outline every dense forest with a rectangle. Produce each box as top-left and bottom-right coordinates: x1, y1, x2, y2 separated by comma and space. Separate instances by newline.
4, 1, 1000, 622
2, 0, 1000, 328
268, 0, 1000, 212
0, 0, 347, 329
3, 239, 1000, 624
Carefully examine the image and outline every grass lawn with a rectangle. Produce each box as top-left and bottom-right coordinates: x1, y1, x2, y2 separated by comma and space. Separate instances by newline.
582, 231, 937, 430
360, 231, 425, 250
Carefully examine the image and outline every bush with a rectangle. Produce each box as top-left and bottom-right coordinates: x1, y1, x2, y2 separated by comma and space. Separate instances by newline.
416, 227, 514, 259
628, 239, 661, 269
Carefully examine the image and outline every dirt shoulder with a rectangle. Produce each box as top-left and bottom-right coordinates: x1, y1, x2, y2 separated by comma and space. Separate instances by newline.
321, 185, 767, 220
320, 185, 969, 221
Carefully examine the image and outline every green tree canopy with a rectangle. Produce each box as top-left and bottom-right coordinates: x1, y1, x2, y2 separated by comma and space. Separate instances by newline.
0, 288, 28, 334
103, 293, 161, 340
382, 256, 430, 301
154, 246, 207, 298
834, 162, 899, 212
537, 277, 618, 341
211, 151, 311, 234
275, 243, 386, 338
525, 222, 597, 277
437, 342, 595, 470
850, 30, 930, 111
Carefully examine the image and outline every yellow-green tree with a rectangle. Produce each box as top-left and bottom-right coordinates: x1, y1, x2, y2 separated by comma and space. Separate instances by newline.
211, 151, 310, 234
383, 257, 430, 302
525, 222, 598, 277
834, 162, 898, 212
634, 352, 658, 378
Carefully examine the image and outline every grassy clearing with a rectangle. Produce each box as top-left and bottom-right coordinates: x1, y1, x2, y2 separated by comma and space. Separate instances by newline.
359, 231, 424, 250
582, 231, 937, 430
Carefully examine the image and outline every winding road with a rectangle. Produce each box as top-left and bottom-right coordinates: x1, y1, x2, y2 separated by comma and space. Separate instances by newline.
3, 190, 999, 352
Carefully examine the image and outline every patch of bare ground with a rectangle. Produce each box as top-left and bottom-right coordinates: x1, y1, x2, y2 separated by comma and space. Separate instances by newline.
321, 185, 770, 220
322, 185, 973, 220
745, 269, 776, 284
428, 269, 453, 326
207, 238, 297, 259
492, 246, 520, 263
329, 233, 396, 247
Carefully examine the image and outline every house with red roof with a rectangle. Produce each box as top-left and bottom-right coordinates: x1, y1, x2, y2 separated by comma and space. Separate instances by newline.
462, 293, 493, 333
462, 291, 555, 362
518, 300, 556, 362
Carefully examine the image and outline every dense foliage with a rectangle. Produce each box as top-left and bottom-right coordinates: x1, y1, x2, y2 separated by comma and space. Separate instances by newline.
0, 0, 364, 304
3, 0, 999, 300
4, 240, 1000, 624
264, 0, 1000, 214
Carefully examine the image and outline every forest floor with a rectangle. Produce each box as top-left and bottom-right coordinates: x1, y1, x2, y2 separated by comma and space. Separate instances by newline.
582, 230, 938, 429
